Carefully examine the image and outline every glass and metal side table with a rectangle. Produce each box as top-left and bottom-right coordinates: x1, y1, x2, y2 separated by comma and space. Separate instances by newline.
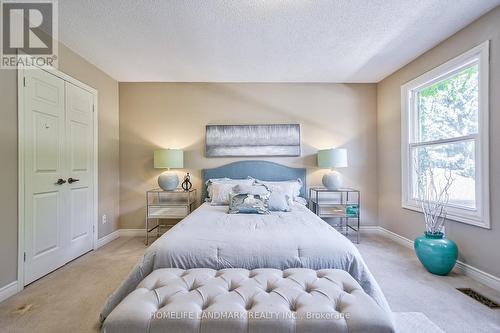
309, 187, 360, 243
145, 188, 196, 245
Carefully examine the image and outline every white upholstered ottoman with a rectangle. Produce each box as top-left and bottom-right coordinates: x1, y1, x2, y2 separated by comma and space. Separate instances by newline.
101, 268, 394, 333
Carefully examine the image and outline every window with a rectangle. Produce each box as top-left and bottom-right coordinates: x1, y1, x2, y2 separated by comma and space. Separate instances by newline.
401, 41, 490, 228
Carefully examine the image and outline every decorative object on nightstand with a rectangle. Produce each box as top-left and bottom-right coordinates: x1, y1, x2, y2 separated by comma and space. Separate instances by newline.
309, 187, 360, 243
154, 149, 184, 191
181, 173, 193, 191
317, 148, 348, 190
145, 188, 196, 245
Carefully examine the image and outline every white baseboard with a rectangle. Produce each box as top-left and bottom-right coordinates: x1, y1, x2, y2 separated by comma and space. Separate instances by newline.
359, 225, 380, 232
377, 226, 500, 292
0, 281, 18, 302
119, 229, 145, 237
377, 227, 414, 248
95, 230, 120, 249
453, 260, 500, 292
94, 229, 145, 249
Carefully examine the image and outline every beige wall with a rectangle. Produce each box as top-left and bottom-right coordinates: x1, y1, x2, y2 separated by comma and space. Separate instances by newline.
0, 43, 120, 289
0, 68, 19, 289
119, 83, 378, 229
377, 6, 500, 278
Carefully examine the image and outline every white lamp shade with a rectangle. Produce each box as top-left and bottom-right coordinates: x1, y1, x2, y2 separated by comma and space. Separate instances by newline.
317, 148, 348, 168
154, 149, 184, 169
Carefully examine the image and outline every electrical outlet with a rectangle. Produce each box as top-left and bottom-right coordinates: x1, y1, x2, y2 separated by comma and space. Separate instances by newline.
102, 214, 107, 224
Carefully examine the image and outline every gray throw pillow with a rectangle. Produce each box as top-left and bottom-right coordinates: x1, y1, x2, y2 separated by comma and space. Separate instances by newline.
228, 193, 270, 214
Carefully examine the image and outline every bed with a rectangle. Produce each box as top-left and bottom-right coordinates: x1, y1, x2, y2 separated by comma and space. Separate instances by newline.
100, 161, 391, 325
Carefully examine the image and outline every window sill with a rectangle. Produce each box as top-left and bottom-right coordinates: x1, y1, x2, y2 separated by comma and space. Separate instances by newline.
402, 202, 490, 229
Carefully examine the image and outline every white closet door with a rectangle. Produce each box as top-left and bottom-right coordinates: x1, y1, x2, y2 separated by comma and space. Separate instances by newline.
24, 68, 67, 284
23, 68, 95, 284
65, 82, 94, 261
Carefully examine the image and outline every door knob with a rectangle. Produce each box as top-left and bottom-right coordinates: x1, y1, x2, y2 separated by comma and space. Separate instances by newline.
68, 177, 80, 184
56, 178, 67, 185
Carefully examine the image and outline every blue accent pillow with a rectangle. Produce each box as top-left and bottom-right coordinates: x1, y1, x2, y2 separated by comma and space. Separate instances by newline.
228, 193, 270, 214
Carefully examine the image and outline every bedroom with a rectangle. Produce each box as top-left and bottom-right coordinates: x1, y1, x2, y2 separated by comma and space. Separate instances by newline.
0, 1, 499, 332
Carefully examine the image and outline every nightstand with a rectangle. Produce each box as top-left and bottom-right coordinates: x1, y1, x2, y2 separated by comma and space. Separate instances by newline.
145, 188, 196, 245
309, 187, 360, 243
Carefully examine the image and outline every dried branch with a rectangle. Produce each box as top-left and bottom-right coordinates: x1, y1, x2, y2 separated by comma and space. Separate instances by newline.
414, 151, 454, 234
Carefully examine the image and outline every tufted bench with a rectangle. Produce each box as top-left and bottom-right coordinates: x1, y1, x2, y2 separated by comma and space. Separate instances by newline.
102, 268, 394, 333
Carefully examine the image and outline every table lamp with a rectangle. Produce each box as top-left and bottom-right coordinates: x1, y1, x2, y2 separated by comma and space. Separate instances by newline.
154, 149, 184, 191
317, 148, 348, 190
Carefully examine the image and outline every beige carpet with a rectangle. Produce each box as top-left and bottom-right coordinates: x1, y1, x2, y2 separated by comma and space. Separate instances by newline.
0, 233, 499, 332
0, 237, 145, 333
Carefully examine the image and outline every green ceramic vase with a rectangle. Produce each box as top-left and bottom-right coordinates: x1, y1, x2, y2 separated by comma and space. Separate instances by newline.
414, 232, 458, 276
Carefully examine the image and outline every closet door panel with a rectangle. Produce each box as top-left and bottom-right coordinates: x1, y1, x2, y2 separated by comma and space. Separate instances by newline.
65, 82, 94, 261
24, 68, 67, 285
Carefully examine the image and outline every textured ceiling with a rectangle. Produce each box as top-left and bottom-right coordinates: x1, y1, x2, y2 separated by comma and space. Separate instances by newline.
58, 0, 500, 82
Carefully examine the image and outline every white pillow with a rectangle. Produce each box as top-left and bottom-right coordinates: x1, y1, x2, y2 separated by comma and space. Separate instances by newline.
294, 197, 308, 206
210, 183, 237, 205
206, 178, 255, 202
255, 179, 302, 204
268, 191, 291, 212
233, 184, 269, 197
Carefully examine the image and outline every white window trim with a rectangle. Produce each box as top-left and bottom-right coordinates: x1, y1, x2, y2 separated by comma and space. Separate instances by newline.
401, 41, 490, 229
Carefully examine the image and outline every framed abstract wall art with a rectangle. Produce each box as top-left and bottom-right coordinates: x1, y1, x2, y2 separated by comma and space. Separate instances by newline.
205, 124, 301, 157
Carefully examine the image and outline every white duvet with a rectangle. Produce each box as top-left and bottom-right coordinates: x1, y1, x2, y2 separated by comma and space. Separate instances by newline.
100, 203, 391, 321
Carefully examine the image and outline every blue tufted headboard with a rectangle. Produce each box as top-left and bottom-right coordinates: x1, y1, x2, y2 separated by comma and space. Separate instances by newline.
202, 160, 307, 200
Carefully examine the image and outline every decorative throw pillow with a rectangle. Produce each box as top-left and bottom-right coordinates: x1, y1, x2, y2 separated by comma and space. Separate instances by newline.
210, 183, 237, 205
228, 193, 270, 214
206, 178, 254, 202
255, 179, 302, 204
233, 184, 270, 197
268, 191, 291, 212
